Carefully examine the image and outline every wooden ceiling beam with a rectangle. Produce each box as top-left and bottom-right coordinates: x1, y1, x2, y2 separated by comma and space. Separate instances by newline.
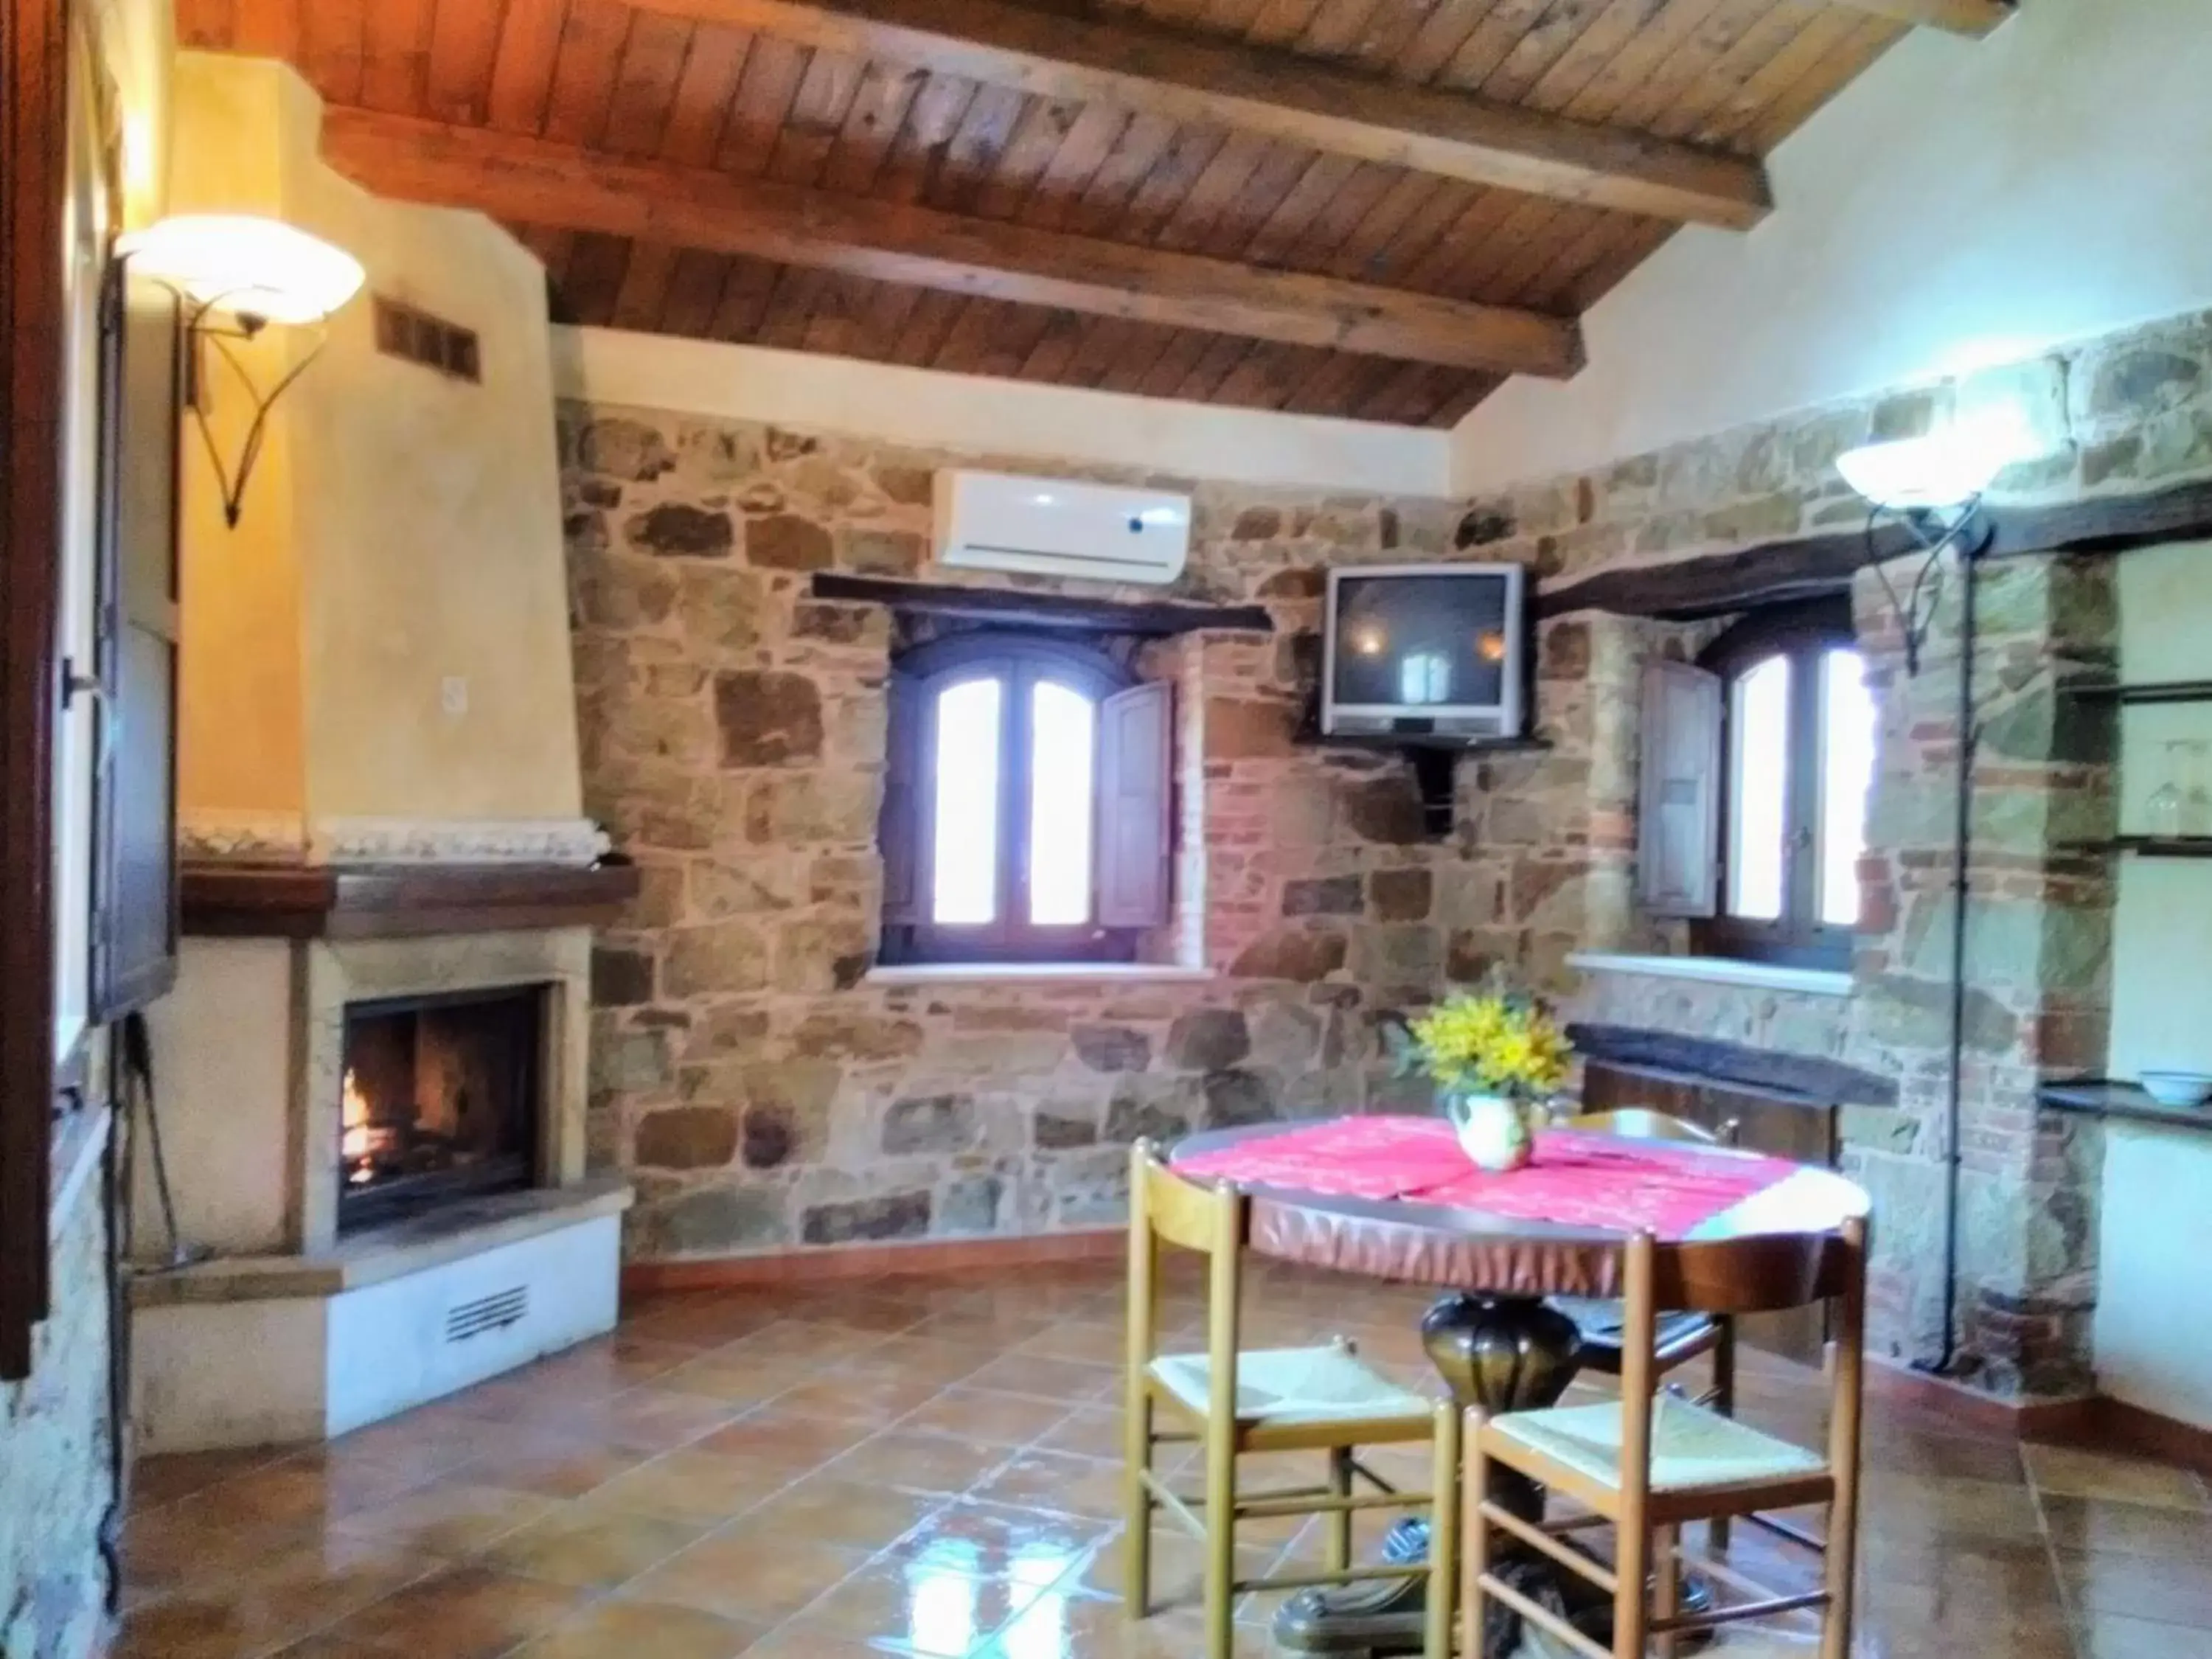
321, 109, 1585, 377
1822, 0, 2014, 34
625, 0, 1774, 231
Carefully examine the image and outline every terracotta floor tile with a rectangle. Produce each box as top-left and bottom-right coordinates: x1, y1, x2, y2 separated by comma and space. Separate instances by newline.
131, 1444, 294, 1514
514, 1597, 767, 1659
268, 1636, 406, 1659
796, 1559, 1054, 1655
883, 1501, 1111, 1580
2056, 1547, 2212, 1628
153, 1450, 434, 1534
975, 1593, 1276, 1658
2039, 1494, 2212, 1561
1010, 1324, 1128, 1368
972, 1450, 1126, 1521
482, 1506, 717, 1589
447, 1437, 658, 1501
822, 1428, 1020, 1495
961, 1355, 1119, 1404
2076, 1613, 2212, 1659
330, 1476, 558, 1557
648, 1354, 820, 1405
321, 1565, 591, 1659
2025, 1441, 2211, 1511
740, 1473, 951, 1551
619, 1519, 872, 1624
897, 1388, 1074, 1447
770, 1371, 952, 1423
1034, 1408, 1126, 1461
114, 1534, 444, 1659
577, 1447, 781, 1526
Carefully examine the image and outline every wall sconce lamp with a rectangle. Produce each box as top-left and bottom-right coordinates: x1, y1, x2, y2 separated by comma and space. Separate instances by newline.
116, 213, 366, 528
1836, 416, 2032, 675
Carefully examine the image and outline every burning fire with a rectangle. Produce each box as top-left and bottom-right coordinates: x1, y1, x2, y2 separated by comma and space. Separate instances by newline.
341, 1068, 378, 1186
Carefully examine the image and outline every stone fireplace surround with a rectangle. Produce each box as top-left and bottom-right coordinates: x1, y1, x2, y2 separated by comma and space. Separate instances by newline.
131, 858, 637, 1453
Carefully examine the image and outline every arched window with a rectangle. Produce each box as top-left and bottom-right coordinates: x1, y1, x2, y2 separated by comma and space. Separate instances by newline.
1692, 599, 1877, 968
878, 633, 1172, 965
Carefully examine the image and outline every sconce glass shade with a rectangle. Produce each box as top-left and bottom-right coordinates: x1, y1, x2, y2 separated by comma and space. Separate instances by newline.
117, 214, 364, 325
1835, 411, 2038, 512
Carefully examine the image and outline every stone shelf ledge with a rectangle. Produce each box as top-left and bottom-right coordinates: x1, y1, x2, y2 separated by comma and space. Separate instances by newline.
126, 1179, 633, 1308
1568, 950, 1852, 999
864, 963, 1217, 986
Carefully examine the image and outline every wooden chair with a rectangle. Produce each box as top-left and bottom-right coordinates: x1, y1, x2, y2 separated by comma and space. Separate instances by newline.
1464, 1218, 1866, 1659
1124, 1141, 1460, 1659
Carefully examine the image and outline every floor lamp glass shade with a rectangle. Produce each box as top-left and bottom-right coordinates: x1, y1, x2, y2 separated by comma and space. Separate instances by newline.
118, 215, 365, 325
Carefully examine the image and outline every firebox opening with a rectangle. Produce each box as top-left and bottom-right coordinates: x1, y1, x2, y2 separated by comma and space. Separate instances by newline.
337, 984, 547, 1236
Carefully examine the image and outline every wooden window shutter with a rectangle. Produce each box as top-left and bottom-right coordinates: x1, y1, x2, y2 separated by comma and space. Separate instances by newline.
1638, 658, 1722, 919
879, 672, 922, 925
1095, 680, 1173, 928
88, 270, 181, 1019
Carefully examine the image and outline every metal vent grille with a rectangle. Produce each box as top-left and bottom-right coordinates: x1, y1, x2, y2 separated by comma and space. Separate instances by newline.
445, 1286, 528, 1343
373, 295, 481, 383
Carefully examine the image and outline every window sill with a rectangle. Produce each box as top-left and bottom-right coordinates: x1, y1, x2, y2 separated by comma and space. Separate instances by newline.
1568, 951, 1853, 999
865, 963, 1216, 987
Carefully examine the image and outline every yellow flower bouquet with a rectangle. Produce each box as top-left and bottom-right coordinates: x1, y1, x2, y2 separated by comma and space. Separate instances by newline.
1394, 982, 1573, 1171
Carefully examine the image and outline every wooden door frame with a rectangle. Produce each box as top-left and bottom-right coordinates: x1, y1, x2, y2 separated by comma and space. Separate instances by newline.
1, 0, 69, 1382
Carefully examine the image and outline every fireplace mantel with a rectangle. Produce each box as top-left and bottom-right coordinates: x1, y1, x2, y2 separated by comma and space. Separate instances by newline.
181, 860, 641, 939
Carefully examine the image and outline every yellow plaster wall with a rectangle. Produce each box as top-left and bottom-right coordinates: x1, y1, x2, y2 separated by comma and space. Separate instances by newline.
170, 52, 582, 835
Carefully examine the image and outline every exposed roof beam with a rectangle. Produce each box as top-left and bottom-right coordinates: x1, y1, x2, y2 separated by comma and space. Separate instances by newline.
628, 0, 1773, 231
1824, 0, 2014, 34
321, 110, 1584, 378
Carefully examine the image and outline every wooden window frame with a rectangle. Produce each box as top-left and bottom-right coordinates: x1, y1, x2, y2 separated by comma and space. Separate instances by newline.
880, 631, 1144, 967
1691, 598, 1860, 972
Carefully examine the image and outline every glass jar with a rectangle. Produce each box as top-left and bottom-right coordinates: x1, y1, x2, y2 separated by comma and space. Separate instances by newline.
2147, 740, 2191, 838
2183, 740, 2212, 837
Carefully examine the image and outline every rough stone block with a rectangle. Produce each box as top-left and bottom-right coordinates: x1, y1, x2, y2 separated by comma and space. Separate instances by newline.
1368, 868, 1433, 922
1281, 875, 1364, 917
1164, 1009, 1251, 1071
592, 947, 655, 1007
641, 1184, 790, 1254
1231, 928, 1348, 983
801, 1192, 932, 1245
634, 1105, 740, 1170
714, 671, 825, 767
628, 503, 736, 558
745, 512, 834, 571
1071, 1024, 1152, 1073
1200, 1068, 1278, 1127
884, 1093, 979, 1155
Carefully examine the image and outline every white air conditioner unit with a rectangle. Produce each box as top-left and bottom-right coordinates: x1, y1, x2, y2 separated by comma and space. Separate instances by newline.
933, 469, 1191, 586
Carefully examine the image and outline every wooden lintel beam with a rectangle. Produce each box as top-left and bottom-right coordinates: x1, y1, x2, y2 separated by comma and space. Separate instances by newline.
1825, 0, 2014, 35
320, 109, 1585, 378
630, 0, 1773, 231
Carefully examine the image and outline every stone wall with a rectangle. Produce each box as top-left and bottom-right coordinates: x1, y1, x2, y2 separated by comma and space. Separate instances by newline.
1445, 306, 2212, 1394
566, 401, 1511, 1257
1, 1136, 117, 1659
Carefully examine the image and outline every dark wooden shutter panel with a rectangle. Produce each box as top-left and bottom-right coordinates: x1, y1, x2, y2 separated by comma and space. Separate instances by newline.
879, 672, 922, 925
1638, 658, 1723, 919
88, 270, 181, 1019
1095, 679, 1172, 929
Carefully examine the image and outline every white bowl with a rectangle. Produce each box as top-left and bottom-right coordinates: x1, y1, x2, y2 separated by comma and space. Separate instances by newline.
2140, 1071, 2212, 1109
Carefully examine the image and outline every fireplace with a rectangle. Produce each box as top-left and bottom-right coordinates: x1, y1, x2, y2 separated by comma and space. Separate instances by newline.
337, 984, 546, 1235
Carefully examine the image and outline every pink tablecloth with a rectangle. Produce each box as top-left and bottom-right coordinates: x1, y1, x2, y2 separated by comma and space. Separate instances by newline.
1172, 1114, 1796, 1237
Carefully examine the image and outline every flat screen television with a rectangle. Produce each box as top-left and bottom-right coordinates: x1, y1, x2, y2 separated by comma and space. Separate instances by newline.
1321, 563, 1526, 740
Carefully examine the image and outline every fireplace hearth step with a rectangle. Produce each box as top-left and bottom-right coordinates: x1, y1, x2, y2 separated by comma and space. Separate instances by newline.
125, 1178, 631, 1309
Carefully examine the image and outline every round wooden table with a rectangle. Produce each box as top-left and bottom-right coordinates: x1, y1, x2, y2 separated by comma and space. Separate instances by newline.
1171, 1121, 1871, 1659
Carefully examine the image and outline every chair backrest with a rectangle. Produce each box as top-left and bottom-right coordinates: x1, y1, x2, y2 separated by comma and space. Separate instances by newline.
1613, 1219, 1865, 1499
1127, 1141, 1247, 1429
1562, 1107, 1739, 1147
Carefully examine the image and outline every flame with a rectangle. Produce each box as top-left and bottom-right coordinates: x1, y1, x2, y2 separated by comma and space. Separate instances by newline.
341, 1068, 376, 1183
